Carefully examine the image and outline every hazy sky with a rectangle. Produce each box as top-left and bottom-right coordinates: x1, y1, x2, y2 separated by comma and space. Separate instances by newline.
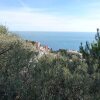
0, 0, 100, 31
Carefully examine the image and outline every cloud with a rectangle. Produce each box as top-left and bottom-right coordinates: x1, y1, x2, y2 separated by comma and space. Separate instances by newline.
0, 8, 100, 32
0, 0, 100, 32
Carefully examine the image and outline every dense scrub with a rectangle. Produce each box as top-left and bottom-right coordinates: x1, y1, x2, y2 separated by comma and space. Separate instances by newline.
0, 26, 36, 100
0, 25, 100, 100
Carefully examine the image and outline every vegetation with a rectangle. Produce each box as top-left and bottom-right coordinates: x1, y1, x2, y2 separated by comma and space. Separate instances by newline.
0, 26, 36, 100
0, 25, 100, 100
79, 28, 100, 99
0, 25, 8, 35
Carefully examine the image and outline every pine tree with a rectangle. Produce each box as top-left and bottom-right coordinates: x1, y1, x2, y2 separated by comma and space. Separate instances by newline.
80, 28, 100, 73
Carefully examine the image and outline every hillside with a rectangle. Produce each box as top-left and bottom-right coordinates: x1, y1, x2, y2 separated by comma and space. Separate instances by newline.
0, 25, 100, 100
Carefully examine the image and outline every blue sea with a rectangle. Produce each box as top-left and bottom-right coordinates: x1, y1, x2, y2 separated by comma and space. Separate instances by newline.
15, 31, 95, 51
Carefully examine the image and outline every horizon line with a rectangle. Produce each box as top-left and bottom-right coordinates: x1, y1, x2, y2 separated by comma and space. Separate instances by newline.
12, 30, 96, 33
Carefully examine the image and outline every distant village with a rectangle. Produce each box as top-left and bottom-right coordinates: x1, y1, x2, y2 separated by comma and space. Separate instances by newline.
26, 40, 82, 59
26, 40, 51, 57
34, 41, 50, 52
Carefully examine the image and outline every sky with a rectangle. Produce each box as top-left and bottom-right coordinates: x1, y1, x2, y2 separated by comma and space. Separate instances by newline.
0, 0, 100, 32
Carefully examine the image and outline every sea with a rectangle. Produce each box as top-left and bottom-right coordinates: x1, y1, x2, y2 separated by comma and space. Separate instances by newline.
15, 31, 95, 51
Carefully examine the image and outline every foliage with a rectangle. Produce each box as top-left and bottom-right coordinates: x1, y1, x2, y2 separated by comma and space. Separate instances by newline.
0, 25, 8, 35
79, 28, 100, 99
0, 25, 36, 100
31, 55, 99, 100
58, 49, 67, 56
